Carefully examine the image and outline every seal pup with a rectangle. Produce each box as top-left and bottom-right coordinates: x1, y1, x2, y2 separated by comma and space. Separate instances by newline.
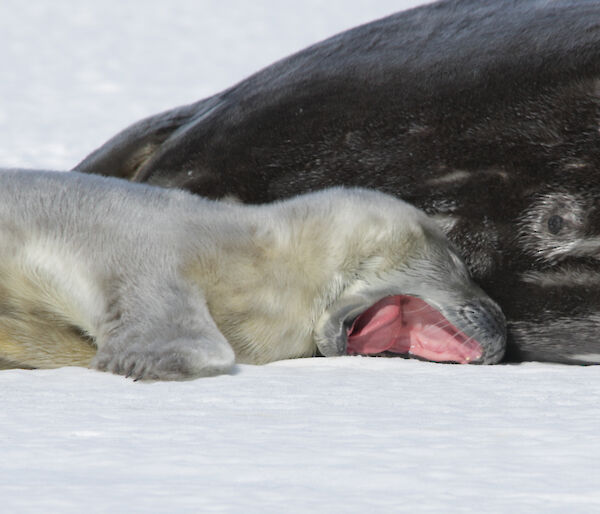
0, 170, 505, 380
75, 0, 600, 364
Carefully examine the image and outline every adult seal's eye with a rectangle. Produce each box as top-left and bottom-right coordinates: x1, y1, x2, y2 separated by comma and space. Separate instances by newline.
547, 214, 564, 234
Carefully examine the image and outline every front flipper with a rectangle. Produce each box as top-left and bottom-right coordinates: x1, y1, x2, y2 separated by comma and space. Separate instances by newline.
92, 279, 235, 381
93, 335, 235, 381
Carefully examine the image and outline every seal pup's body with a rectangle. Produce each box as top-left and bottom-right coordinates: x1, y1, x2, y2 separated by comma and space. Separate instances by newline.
0, 170, 504, 379
75, 0, 600, 364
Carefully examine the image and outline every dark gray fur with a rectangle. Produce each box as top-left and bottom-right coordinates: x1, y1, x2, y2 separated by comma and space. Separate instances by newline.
75, 0, 600, 363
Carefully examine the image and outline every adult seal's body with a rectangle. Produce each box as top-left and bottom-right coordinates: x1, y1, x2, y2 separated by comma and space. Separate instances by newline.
76, 0, 600, 364
0, 170, 505, 380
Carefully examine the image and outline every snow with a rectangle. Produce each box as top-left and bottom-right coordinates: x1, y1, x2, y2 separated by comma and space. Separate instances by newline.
4, 361, 600, 512
1, 1, 600, 512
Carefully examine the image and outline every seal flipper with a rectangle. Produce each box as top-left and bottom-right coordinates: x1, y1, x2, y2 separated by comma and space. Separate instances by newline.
92, 278, 235, 381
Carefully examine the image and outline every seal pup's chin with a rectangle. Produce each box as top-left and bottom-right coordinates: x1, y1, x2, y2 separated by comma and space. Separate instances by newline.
346, 296, 482, 364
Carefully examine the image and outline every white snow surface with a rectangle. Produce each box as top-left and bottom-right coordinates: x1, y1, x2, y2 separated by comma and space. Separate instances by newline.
1, 1, 600, 512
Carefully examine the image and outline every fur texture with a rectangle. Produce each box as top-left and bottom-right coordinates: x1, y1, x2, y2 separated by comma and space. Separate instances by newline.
76, 0, 600, 363
0, 170, 505, 380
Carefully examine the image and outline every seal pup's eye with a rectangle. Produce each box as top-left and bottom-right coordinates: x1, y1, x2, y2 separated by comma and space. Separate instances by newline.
547, 215, 564, 235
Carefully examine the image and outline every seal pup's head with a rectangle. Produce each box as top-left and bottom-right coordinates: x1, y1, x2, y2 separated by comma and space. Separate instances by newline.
308, 189, 506, 364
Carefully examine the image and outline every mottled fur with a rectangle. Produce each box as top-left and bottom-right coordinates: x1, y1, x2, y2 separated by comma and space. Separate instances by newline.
0, 170, 504, 380
76, 0, 600, 363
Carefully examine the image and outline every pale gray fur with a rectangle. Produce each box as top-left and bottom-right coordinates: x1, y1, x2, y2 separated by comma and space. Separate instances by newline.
0, 170, 506, 380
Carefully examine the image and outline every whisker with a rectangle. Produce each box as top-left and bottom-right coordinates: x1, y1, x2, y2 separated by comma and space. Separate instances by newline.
401, 304, 431, 315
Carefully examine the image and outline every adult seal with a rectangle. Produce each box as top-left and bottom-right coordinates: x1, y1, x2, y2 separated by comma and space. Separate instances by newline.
75, 0, 600, 364
0, 170, 505, 380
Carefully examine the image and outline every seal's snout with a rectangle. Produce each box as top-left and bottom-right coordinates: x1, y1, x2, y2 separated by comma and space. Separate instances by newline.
459, 301, 506, 341
343, 295, 506, 364
457, 300, 506, 364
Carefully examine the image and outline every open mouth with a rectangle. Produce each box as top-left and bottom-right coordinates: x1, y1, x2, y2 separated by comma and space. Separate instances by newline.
346, 295, 483, 363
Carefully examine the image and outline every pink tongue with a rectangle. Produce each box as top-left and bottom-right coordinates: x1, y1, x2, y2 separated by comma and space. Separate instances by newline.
346, 296, 482, 363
